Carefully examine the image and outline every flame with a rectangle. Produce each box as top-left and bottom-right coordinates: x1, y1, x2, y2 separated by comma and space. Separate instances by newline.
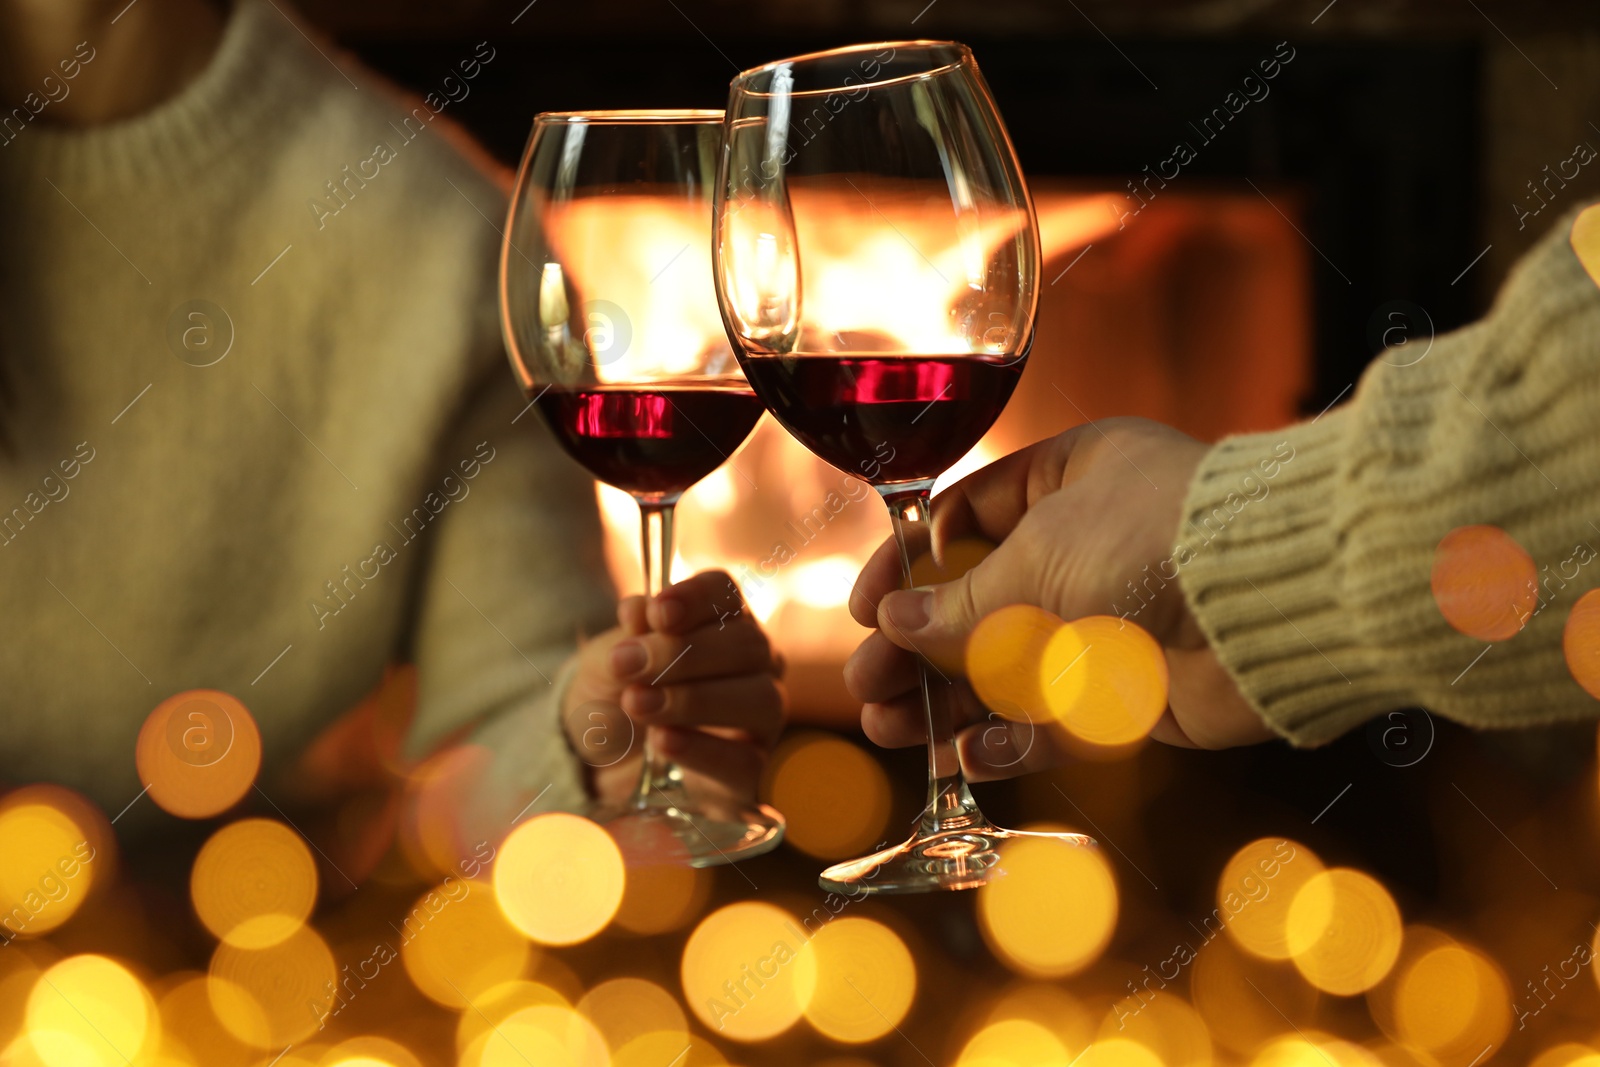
535, 194, 737, 382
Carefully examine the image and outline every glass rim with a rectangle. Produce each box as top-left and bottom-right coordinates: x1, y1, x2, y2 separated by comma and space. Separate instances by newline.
730, 40, 973, 97
534, 108, 724, 125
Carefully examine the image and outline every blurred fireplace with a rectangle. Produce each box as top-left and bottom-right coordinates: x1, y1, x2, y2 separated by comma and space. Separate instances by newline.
591, 181, 1313, 721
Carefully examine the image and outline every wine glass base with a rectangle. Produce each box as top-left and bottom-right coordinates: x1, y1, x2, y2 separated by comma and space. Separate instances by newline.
818, 826, 1097, 895
590, 796, 785, 869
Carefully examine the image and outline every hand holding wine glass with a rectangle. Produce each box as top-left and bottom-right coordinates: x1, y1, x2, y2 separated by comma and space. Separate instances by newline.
844, 418, 1275, 765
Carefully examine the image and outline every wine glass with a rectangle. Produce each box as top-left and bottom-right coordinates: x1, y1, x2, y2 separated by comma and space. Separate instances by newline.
713, 44, 1094, 893
501, 109, 784, 867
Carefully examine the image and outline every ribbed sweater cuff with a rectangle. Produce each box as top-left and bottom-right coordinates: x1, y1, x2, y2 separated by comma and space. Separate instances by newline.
1174, 410, 1401, 745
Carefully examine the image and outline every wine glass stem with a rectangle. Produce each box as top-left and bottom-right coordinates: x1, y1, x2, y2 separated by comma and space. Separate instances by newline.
881, 486, 990, 838
630, 498, 688, 811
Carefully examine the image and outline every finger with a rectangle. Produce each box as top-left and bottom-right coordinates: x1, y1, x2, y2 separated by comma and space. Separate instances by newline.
849, 536, 905, 628
860, 685, 990, 749
618, 595, 650, 636
956, 717, 1074, 781
609, 617, 775, 686
843, 630, 920, 705
621, 675, 786, 747
648, 570, 748, 635
861, 696, 929, 749
875, 533, 1041, 674
929, 430, 1084, 551
653, 726, 764, 800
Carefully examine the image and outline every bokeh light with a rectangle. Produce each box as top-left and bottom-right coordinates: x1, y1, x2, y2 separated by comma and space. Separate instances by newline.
967, 605, 1067, 723
0, 796, 97, 938
191, 819, 316, 949
1220, 837, 1325, 960
983, 983, 1093, 1059
1430, 525, 1537, 642
208, 925, 337, 1048
461, 1004, 607, 1067
1531, 1044, 1600, 1067
681, 902, 816, 1041
1571, 203, 1600, 289
576, 977, 686, 1051
1563, 589, 1600, 699
611, 862, 710, 936
1041, 616, 1169, 747
398, 744, 496, 880
453, 980, 568, 1058
764, 733, 891, 859
801, 917, 915, 1043
26, 955, 155, 1067
1285, 868, 1402, 995
611, 1032, 726, 1067
956, 1018, 1072, 1066
399, 879, 531, 1008
157, 974, 259, 1067
1191, 930, 1319, 1055
321, 1035, 423, 1067
1099, 993, 1212, 1067
493, 813, 624, 946
136, 690, 262, 819
1250, 1034, 1381, 1066
978, 836, 1117, 978
1082, 1038, 1167, 1066
1368, 926, 1510, 1064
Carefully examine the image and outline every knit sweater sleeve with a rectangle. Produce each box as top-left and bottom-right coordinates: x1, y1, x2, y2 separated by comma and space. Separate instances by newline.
1175, 205, 1600, 745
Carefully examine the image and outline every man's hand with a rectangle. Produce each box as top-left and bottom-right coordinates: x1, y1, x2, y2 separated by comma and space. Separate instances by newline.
563, 571, 786, 806
844, 418, 1273, 780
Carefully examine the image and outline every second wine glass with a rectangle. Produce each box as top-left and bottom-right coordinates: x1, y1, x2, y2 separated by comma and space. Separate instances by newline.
714, 43, 1095, 893
501, 109, 784, 867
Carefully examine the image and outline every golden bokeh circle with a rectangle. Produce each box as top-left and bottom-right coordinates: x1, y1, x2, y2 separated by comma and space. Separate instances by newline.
136, 690, 261, 819
681, 902, 816, 1042
1430, 525, 1537, 642
956, 1018, 1070, 1066
966, 604, 1067, 723
399, 880, 531, 1008
576, 977, 686, 1052
764, 733, 891, 859
802, 917, 915, 1043
0, 800, 97, 938
493, 813, 624, 946
1284, 868, 1402, 995
1219, 837, 1325, 961
191, 819, 317, 949
612, 862, 711, 936
979, 837, 1117, 978
26, 955, 154, 1067
1041, 616, 1169, 747
1563, 589, 1600, 699
453, 980, 568, 1058
463, 1004, 607, 1067
208, 925, 337, 1048
320, 1035, 424, 1067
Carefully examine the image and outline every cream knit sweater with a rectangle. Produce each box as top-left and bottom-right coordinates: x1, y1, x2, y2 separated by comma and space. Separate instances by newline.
0, 1, 614, 821
1178, 205, 1600, 745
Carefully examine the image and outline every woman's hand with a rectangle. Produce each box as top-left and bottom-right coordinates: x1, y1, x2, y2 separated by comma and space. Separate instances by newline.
562, 571, 786, 806
844, 418, 1273, 780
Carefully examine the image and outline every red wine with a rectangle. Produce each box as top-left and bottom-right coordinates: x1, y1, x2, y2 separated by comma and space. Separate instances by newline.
536, 384, 763, 497
738, 356, 1022, 485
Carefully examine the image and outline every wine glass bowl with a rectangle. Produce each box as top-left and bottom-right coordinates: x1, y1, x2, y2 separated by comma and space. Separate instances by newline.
501, 110, 784, 867
714, 44, 1095, 892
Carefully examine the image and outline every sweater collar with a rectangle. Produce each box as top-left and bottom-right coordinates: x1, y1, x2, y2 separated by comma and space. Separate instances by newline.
1, 0, 350, 186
